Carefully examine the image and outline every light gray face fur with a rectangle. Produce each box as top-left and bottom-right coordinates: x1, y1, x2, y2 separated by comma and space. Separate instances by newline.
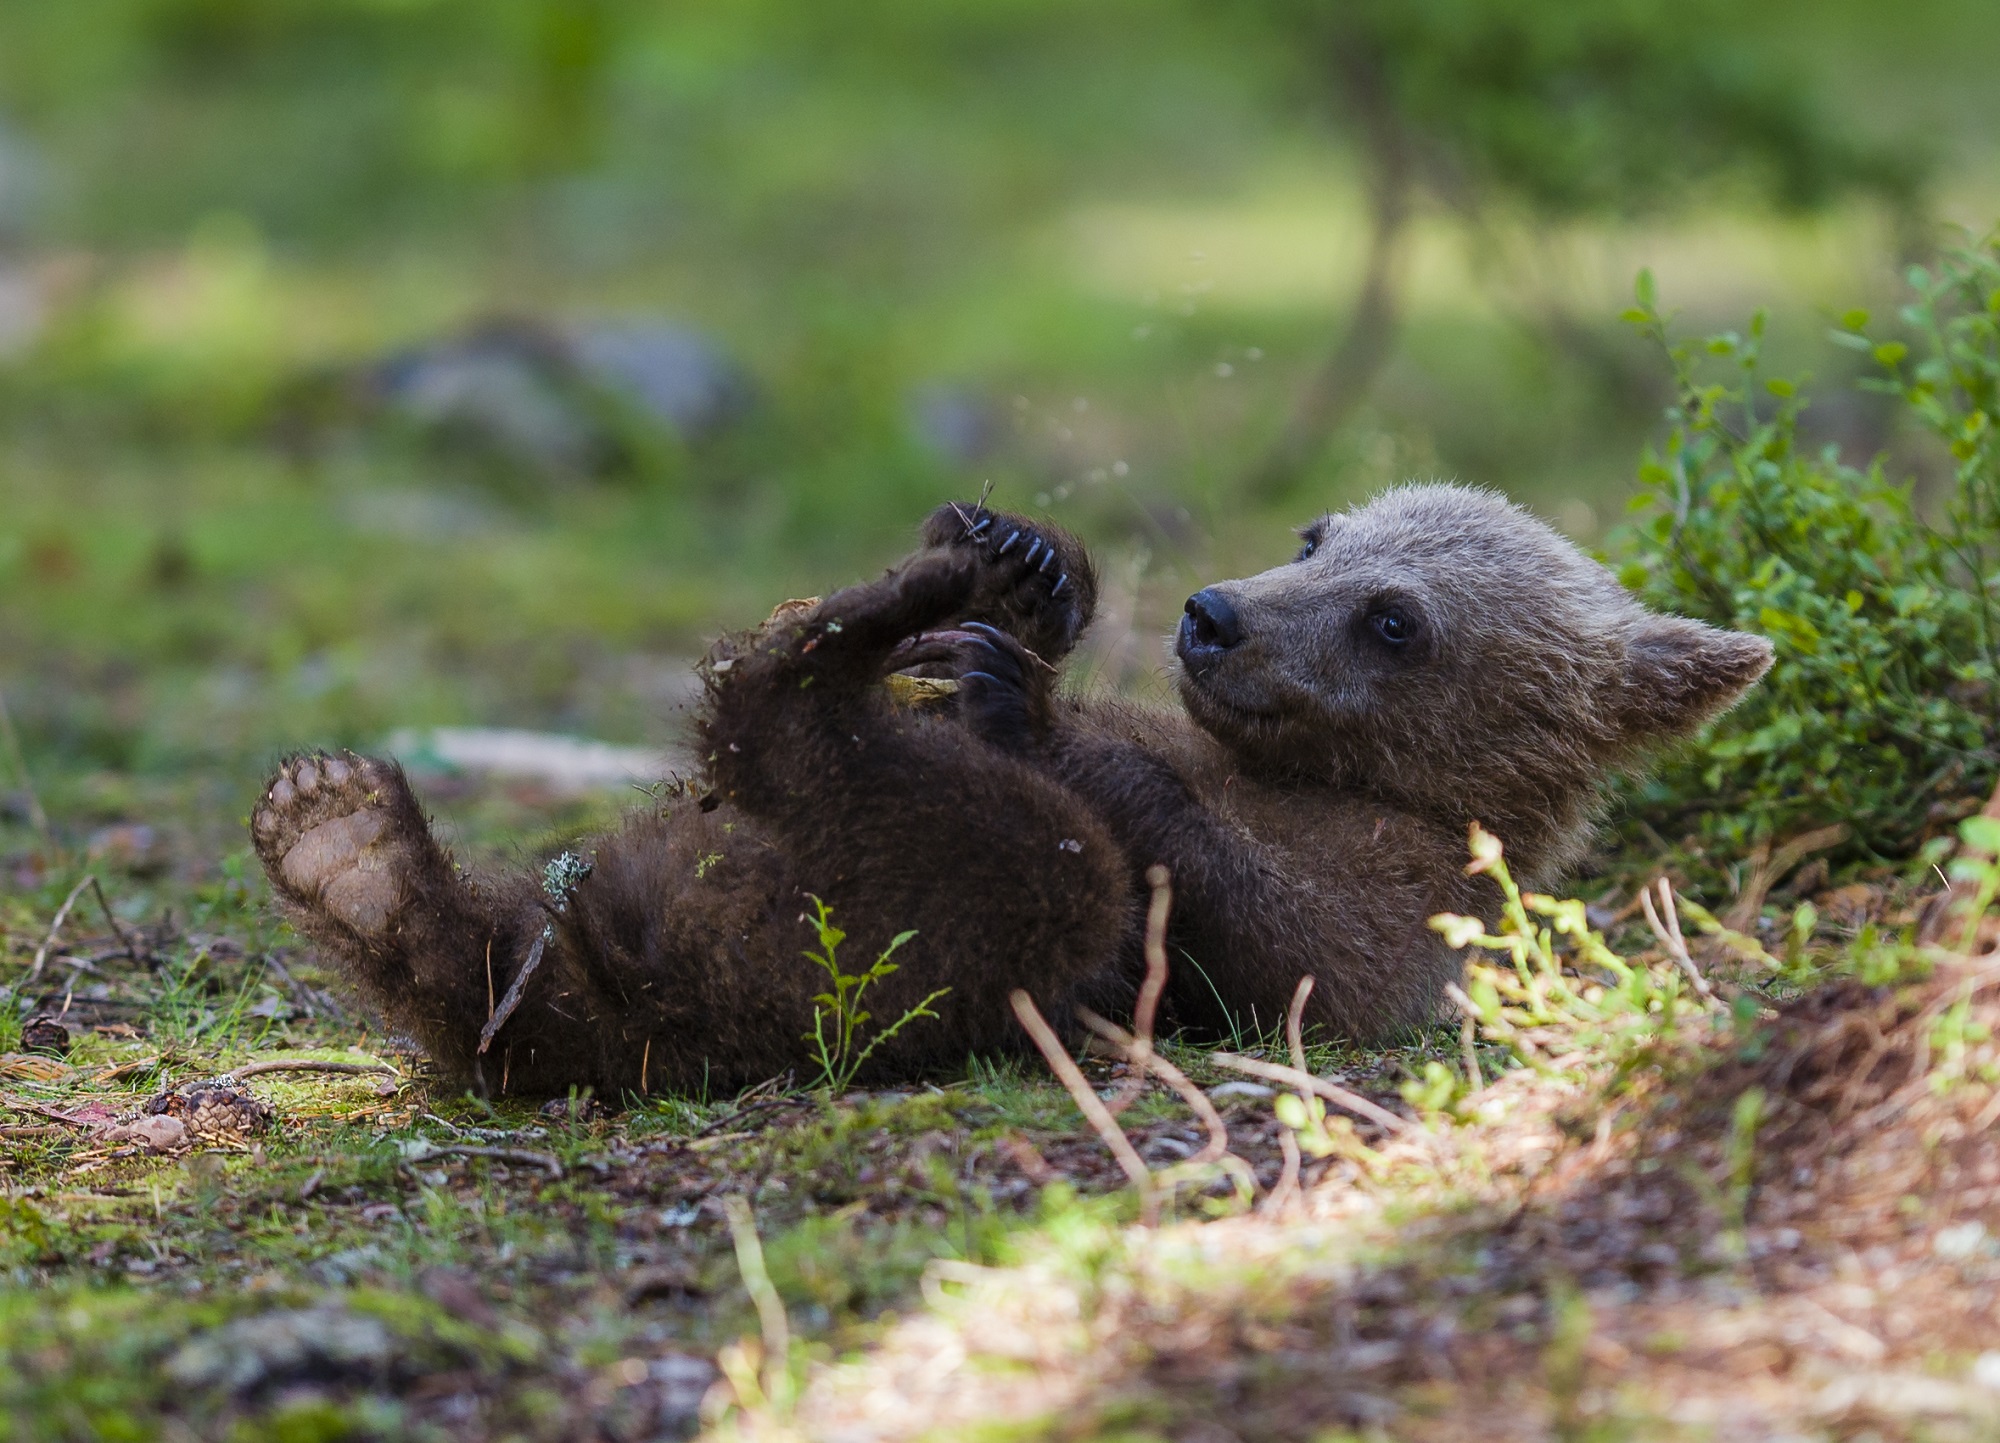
1173, 484, 1772, 848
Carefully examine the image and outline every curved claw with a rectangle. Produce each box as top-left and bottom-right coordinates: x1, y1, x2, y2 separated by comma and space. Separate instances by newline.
962, 620, 1009, 640
997, 530, 1021, 556
1051, 573, 1070, 597
1023, 537, 1043, 566
1038, 550, 1057, 574
966, 514, 993, 539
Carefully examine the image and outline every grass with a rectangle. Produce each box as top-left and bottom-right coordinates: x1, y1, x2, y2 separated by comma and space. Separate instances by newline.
6, 768, 2000, 1439
0, 778, 1436, 1440
5, 11, 2000, 1431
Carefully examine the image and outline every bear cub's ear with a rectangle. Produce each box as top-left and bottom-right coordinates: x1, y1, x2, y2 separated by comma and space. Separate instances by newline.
1613, 615, 1775, 743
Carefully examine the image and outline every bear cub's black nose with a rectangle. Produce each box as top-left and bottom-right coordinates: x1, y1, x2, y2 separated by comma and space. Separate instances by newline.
1182, 588, 1244, 653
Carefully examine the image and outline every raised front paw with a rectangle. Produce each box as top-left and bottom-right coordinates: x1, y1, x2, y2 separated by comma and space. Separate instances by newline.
921, 501, 1097, 661
251, 751, 414, 940
949, 621, 1053, 751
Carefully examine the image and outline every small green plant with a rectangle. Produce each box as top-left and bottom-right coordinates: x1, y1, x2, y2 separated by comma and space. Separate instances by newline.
1613, 235, 2000, 866
1432, 824, 1713, 1074
798, 895, 947, 1093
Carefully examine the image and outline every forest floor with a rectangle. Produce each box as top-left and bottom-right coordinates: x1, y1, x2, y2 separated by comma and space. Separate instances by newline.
6, 770, 2000, 1443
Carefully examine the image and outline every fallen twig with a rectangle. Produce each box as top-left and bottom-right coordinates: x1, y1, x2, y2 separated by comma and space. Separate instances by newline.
408, 1142, 563, 1178
722, 1195, 793, 1412
477, 931, 548, 1055
1460, 1008, 1482, 1090
1075, 1008, 1231, 1165
692, 1096, 813, 1140
3, 1099, 96, 1129
1106, 865, 1174, 1117
1262, 976, 1322, 1213
1641, 877, 1714, 1000
1208, 1052, 1411, 1135
27, 875, 94, 983
1723, 822, 1851, 931
87, 1056, 162, 1084
88, 877, 143, 963
1011, 988, 1157, 1224
1262, 1120, 1302, 1217
260, 953, 349, 1024
230, 1059, 399, 1081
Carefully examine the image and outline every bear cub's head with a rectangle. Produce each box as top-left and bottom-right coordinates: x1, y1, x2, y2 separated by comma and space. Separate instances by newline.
1175, 483, 1771, 872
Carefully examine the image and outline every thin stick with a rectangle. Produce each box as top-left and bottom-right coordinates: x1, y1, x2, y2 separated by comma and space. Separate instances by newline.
1460, 1009, 1482, 1090
1107, 864, 1173, 1117
1208, 1052, 1410, 1134
1076, 1008, 1232, 1165
723, 1196, 792, 1408
1268, 976, 1336, 1187
0, 687, 49, 846
1262, 1120, 1302, 1217
411, 1142, 563, 1177
1133, 864, 1172, 1042
28, 875, 94, 982
1285, 976, 1313, 1076
1010, 989, 1157, 1224
1641, 878, 1713, 999
1274, 975, 1334, 1173
88, 878, 142, 961
641, 1037, 651, 1095
484, 936, 495, 1020
3, 1100, 94, 1129
478, 930, 548, 1055
690, 1096, 812, 1140
229, 1059, 398, 1081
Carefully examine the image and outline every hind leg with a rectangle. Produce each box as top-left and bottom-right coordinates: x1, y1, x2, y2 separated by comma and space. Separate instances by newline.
251, 751, 532, 1077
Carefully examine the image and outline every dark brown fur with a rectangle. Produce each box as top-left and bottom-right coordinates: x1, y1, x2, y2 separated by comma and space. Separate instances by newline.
250, 485, 1771, 1095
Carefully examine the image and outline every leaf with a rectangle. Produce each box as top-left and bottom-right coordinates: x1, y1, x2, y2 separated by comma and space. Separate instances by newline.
1960, 816, 2000, 856
1430, 913, 1490, 949
1873, 341, 1909, 366
1634, 269, 1656, 310
1841, 308, 1871, 331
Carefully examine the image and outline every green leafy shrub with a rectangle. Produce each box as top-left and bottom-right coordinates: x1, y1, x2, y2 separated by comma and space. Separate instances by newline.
1612, 234, 2000, 865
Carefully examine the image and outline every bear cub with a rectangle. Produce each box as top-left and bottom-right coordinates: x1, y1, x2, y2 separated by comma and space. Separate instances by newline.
251, 484, 1771, 1095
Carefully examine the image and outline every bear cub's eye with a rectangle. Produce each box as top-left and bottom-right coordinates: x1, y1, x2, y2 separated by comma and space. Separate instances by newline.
1369, 607, 1413, 649
1294, 522, 1325, 564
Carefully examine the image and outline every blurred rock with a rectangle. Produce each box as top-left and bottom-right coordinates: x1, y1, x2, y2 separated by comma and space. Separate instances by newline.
385, 726, 675, 794
570, 322, 754, 437
369, 316, 752, 478
374, 320, 604, 475
167, 1305, 395, 1394
20, 1016, 69, 1055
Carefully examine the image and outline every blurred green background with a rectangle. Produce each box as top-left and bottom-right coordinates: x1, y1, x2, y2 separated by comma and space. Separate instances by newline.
2, 0, 1997, 865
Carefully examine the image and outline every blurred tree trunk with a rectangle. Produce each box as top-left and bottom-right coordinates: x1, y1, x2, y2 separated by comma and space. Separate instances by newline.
1248, 43, 1415, 499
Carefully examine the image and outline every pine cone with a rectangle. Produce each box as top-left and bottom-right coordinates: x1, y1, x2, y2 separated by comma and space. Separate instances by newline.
20, 1016, 71, 1055
145, 1081, 275, 1143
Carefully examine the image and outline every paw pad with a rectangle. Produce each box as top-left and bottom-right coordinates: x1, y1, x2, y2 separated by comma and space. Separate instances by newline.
251, 750, 408, 939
